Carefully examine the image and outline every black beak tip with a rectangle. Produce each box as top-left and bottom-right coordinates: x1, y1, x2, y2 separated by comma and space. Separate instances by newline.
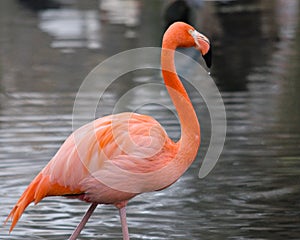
202, 47, 212, 68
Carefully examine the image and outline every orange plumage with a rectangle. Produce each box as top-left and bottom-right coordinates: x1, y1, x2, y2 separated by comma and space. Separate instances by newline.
5, 22, 211, 240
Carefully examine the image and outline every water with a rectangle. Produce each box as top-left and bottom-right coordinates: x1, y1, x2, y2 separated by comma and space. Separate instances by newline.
1, 0, 300, 239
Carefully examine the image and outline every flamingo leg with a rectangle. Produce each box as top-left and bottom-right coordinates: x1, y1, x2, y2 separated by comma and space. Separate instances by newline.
119, 206, 130, 240
68, 203, 98, 240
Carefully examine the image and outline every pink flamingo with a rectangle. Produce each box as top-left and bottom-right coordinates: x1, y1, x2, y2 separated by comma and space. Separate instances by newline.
5, 22, 211, 240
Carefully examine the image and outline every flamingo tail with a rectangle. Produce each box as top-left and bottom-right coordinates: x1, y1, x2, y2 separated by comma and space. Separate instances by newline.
4, 173, 47, 232
5, 172, 81, 232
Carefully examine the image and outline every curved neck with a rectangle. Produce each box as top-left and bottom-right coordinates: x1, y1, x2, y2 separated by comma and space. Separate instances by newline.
161, 42, 200, 166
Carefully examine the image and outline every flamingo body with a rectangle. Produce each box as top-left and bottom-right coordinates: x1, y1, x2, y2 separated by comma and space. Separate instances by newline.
6, 22, 212, 239
6, 112, 177, 230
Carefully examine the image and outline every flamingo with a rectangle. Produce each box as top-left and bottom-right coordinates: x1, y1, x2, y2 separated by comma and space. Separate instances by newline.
5, 21, 211, 240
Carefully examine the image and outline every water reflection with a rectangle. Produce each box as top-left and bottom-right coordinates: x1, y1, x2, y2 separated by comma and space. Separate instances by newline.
39, 9, 101, 50
1, 0, 300, 239
31, 0, 141, 52
212, 1, 276, 91
100, 0, 140, 27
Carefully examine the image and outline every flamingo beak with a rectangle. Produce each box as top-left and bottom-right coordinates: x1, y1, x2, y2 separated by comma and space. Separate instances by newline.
190, 29, 212, 68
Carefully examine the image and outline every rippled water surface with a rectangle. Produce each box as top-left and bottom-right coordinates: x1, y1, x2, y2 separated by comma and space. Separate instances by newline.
1, 0, 300, 239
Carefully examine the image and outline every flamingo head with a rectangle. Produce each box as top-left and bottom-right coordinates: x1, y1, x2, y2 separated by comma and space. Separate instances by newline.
163, 22, 212, 68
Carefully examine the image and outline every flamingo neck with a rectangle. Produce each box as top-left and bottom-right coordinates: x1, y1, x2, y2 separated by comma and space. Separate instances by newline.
161, 41, 200, 167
